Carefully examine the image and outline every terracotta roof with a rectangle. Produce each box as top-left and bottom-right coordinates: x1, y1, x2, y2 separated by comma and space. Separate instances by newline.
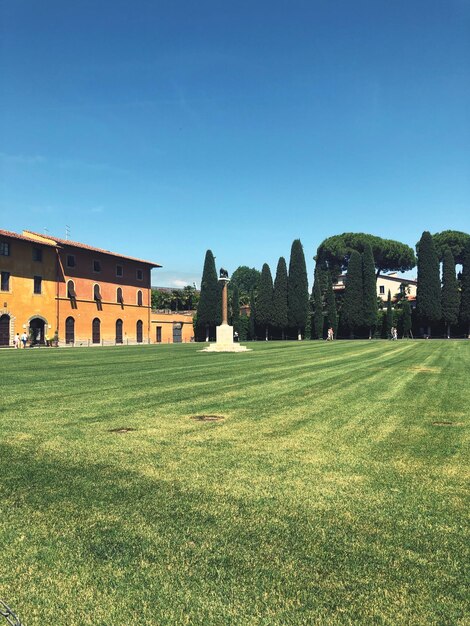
0, 229, 57, 247
23, 230, 161, 267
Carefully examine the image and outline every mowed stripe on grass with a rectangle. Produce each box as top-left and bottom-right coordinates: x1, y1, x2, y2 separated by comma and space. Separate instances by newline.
0, 340, 468, 625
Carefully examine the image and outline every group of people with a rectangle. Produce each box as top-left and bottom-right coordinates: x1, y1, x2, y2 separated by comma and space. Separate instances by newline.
12, 331, 54, 348
13, 332, 28, 349
390, 326, 398, 340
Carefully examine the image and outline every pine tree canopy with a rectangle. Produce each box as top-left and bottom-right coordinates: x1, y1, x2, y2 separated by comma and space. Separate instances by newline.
272, 257, 289, 331
197, 250, 221, 326
342, 250, 364, 331
441, 248, 460, 327
288, 239, 309, 330
256, 263, 274, 328
362, 242, 378, 329
416, 231, 442, 324
316, 232, 416, 280
432, 230, 470, 264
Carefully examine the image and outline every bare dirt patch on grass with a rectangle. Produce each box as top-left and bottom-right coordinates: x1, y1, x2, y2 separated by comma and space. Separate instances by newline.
190, 415, 225, 422
108, 427, 137, 433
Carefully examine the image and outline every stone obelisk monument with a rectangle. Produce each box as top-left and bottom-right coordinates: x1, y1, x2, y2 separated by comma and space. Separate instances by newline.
201, 269, 250, 352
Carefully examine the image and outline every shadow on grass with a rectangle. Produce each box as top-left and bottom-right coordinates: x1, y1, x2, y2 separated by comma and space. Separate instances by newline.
0, 442, 467, 626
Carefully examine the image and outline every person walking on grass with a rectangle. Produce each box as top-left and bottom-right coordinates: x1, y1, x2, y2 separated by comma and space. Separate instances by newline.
13, 333, 20, 349
21, 331, 27, 349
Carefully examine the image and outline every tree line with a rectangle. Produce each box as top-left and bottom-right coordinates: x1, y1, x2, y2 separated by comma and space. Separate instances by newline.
195, 229, 470, 341
194, 240, 310, 341
317, 230, 470, 339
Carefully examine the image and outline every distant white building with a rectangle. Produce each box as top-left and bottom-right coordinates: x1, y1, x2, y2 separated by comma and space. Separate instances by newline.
334, 272, 417, 303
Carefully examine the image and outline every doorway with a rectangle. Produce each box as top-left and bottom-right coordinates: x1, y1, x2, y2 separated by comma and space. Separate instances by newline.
0, 314, 10, 346
65, 317, 75, 344
29, 317, 46, 345
173, 322, 182, 343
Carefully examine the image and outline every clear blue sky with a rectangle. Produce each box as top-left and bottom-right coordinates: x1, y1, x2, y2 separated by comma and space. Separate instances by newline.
1, 0, 469, 287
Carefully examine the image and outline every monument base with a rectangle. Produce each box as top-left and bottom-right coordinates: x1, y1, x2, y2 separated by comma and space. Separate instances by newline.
200, 324, 251, 353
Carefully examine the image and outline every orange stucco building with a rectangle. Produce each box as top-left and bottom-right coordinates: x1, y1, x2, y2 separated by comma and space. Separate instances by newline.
0, 230, 58, 345
151, 311, 195, 344
0, 229, 194, 347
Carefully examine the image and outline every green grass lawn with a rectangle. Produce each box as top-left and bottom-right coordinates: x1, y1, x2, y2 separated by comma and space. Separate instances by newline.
0, 341, 468, 625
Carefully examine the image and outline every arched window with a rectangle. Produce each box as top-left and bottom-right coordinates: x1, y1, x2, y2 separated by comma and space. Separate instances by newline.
116, 287, 123, 305
67, 280, 76, 298
92, 318, 101, 344
116, 319, 123, 344
67, 280, 77, 309
65, 317, 75, 344
137, 290, 143, 306
94, 284, 102, 310
136, 320, 143, 343
94, 284, 101, 301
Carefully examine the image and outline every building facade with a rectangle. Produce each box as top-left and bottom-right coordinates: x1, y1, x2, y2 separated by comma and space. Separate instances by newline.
0, 229, 162, 346
333, 272, 417, 303
151, 311, 195, 344
0, 231, 57, 346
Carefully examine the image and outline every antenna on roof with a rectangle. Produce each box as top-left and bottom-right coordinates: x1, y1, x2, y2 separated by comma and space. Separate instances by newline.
65, 225, 70, 241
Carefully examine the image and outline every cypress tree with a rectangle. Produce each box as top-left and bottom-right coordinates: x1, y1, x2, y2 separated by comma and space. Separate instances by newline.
402, 298, 412, 338
256, 263, 274, 340
272, 256, 288, 339
305, 293, 313, 340
416, 231, 442, 337
362, 243, 377, 339
312, 267, 324, 339
325, 270, 338, 336
385, 290, 393, 338
232, 284, 240, 335
288, 239, 309, 340
342, 250, 363, 337
248, 288, 256, 340
460, 239, 470, 337
441, 248, 460, 338
196, 250, 220, 341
